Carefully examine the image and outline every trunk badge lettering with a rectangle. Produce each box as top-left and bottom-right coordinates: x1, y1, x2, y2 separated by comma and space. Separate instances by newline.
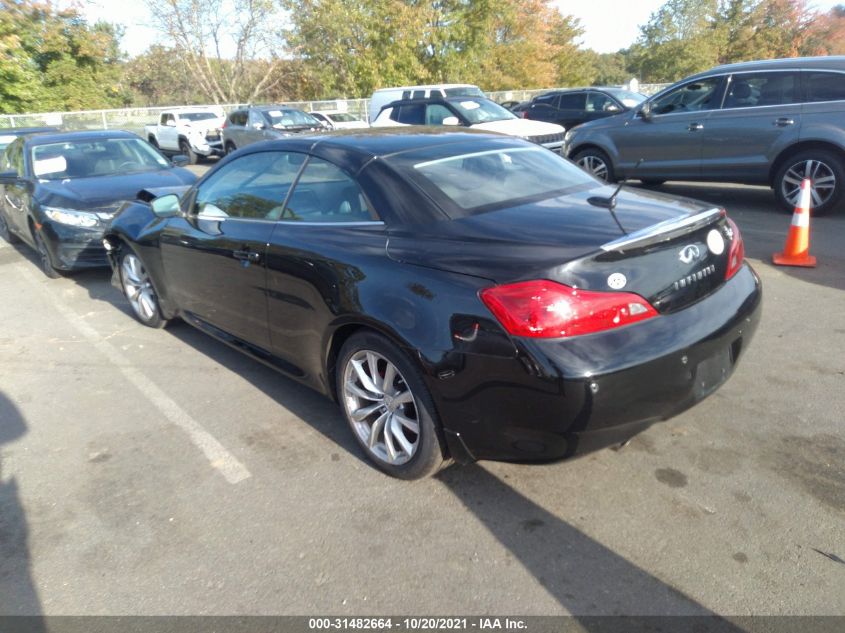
679, 244, 701, 264
607, 273, 627, 290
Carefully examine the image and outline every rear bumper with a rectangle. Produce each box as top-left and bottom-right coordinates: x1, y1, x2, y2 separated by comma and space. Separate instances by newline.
41, 223, 109, 270
437, 263, 762, 463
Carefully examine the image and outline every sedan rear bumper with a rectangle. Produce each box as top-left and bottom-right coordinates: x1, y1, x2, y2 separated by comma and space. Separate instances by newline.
437, 263, 762, 463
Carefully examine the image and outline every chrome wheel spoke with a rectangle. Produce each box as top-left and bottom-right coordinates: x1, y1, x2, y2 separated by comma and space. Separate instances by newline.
783, 160, 836, 207
345, 381, 380, 402
350, 358, 382, 396
393, 412, 419, 434
351, 402, 383, 422
369, 411, 389, 449
392, 390, 413, 406
382, 363, 396, 394
390, 416, 414, 456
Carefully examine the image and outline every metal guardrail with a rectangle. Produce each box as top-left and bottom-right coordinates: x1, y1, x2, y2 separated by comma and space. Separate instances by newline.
0, 85, 670, 134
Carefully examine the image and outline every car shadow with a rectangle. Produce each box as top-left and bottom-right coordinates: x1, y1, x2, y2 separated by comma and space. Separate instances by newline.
636, 182, 845, 292
438, 463, 747, 628
0, 392, 46, 628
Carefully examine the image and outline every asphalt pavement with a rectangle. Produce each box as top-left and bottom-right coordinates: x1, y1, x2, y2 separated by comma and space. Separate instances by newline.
0, 173, 843, 617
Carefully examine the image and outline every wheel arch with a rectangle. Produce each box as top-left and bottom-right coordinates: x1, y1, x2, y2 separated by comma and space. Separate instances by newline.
769, 140, 845, 185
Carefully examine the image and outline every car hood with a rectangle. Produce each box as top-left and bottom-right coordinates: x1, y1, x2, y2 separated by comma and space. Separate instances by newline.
183, 117, 225, 133
36, 168, 196, 211
387, 184, 715, 283
472, 118, 564, 136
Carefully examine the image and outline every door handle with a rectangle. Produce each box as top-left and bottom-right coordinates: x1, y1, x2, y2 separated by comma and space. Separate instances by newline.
774, 117, 795, 127
688, 122, 704, 132
232, 249, 261, 263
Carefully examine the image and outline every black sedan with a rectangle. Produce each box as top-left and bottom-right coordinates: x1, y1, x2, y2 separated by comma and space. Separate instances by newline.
0, 130, 196, 278
103, 129, 761, 479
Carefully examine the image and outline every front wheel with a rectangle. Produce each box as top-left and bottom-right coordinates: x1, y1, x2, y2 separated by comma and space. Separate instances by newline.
774, 150, 845, 216
573, 148, 615, 183
120, 249, 167, 328
337, 332, 447, 479
179, 140, 199, 165
34, 232, 61, 278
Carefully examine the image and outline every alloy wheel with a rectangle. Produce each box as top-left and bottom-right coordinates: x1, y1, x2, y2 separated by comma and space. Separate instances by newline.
121, 253, 159, 322
781, 159, 836, 208
342, 350, 420, 466
577, 154, 609, 181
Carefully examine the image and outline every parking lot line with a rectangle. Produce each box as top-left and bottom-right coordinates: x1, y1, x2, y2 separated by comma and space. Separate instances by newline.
16, 263, 252, 485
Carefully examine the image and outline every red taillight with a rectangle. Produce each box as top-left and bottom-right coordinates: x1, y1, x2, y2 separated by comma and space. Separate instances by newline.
725, 218, 745, 279
221, 120, 227, 128
479, 280, 658, 339
521, 111, 528, 119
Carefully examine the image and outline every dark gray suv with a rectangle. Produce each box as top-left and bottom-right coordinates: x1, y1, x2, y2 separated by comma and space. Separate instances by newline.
564, 56, 845, 215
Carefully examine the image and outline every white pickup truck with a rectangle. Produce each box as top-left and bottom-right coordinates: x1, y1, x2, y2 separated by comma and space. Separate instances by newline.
145, 107, 226, 164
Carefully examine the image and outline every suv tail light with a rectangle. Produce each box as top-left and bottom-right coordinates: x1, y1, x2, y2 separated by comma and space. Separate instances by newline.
480, 280, 658, 339
221, 120, 228, 128
725, 218, 745, 279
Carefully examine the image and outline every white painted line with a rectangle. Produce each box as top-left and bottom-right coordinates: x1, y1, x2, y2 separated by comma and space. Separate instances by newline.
18, 264, 251, 484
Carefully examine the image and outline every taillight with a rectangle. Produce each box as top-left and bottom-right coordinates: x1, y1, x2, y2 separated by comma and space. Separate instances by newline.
221, 120, 227, 128
725, 218, 745, 279
521, 111, 528, 119
479, 280, 658, 339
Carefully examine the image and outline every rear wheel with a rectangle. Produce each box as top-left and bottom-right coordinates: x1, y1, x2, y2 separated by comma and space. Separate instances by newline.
774, 150, 845, 216
120, 249, 166, 328
573, 148, 615, 183
34, 232, 61, 279
0, 210, 20, 244
225, 141, 237, 155
179, 140, 199, 165
337, 332, 447, 479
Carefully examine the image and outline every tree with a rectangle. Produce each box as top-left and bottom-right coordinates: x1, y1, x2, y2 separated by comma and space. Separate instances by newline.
0, 1, 127, 114
145, 0, 292, 104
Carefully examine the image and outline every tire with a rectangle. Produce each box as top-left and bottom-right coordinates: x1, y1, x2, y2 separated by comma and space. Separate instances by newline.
573, 148, 615, 183
0, 210, 20, 244
774, 149, 845, 216
119, 248, 167, 328
225, 141, 237, 155
34, 231, 61, 279
336, 331, 447, 479
179, 139, 199, 165
640, 179, 666, 187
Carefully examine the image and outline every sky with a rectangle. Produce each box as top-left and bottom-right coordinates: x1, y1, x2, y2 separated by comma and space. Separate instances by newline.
84, 0, 843, 58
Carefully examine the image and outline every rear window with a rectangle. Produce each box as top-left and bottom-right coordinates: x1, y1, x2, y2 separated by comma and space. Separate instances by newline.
805, 72, 845, 103
399, 146, 595, 217
444, 86, 484, 98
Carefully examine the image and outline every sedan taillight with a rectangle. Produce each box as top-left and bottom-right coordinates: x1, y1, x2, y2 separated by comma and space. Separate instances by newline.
480, 280, 658, 339
725, 218, 745, 279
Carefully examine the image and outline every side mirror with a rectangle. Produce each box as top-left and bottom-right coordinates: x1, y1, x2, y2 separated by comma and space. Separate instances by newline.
253, 122, 266, 130
165, 119, 177, 127
150, 193, 182, 217
0, 169, 18, 183
605, 103, 621, 113
442, 116, 460, 126
638, 103, 653, 121
171, 154, 190, 167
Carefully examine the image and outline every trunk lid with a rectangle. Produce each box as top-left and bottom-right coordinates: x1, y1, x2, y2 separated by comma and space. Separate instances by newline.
387, 185, 735, 314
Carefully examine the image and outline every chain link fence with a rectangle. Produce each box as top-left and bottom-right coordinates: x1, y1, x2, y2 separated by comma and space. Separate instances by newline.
0, 85, 669, 133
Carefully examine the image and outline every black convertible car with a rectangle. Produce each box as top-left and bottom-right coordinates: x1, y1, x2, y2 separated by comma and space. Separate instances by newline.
103, 129, 761, 479
0, 130, 195, 277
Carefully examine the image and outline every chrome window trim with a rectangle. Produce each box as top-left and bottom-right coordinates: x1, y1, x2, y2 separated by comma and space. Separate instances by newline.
600, 207, 723, 252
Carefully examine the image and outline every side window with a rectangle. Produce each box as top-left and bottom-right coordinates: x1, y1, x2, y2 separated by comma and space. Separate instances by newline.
396, 104, 426, 125
248, 110, 265, 128
411, 90, 426, 99
6, 140, 24, 177
650, 77, 722, 115
161, 113, 174, 126
425, 104, 453, 125
282, 157, 377, 223
557, 93, 587, 110
723, 72, 797, 108
534, 93, 560, 107
194, 151, 304, 220
586, 92, 616, 112
805, 72, 845, 103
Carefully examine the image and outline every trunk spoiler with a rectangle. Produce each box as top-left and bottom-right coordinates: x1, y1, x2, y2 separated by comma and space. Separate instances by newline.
600, 207, 724, 252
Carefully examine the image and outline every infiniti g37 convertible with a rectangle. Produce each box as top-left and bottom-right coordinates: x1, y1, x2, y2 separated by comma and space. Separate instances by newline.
103, 129, 761, 479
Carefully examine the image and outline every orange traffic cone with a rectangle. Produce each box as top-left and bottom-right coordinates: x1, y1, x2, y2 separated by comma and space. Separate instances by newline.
773, 178, 816, 267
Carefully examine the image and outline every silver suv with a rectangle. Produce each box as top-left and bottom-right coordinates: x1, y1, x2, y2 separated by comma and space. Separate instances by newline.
222, 106, 322, 153
564, 56, 845, 215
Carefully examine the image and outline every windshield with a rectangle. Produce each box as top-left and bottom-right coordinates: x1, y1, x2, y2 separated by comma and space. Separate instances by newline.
399, 145, 595, 217
179, 112, 219, 122
450, 99, 516, 124
263, 109, 320, 128
444, 86, 484, 98
31, 138, 170, 180
606, 90, 646, 108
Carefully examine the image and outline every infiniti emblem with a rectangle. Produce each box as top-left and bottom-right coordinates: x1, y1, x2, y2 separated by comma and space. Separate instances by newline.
679, 244, 701, 264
